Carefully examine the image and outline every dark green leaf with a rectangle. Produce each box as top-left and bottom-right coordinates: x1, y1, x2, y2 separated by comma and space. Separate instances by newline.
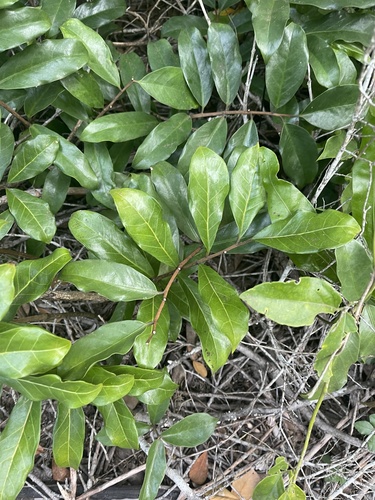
147, 39, 179, 71
291, 0, 375, 7
53, 404, 85, 470
161, 14, 208, 39
0, 264, 15, 321
223, 120, 258, 161
97, 398, 139, 449
74, 0, 126, 29
41, 0, 75, 37
61, 70, 104, 108
24, 82, 64, 118
84, 142, 116, 209
161, 413, 217, 446
119, 52, 150, 112
140, 440, 166, 500
336, 240, 373, 302
42, 168, 70, 215
307, 35, 340, 88
0, 7, 51, 51
0, 123, 14, 180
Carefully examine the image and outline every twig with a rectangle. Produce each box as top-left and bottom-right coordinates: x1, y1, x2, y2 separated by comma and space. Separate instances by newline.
0, 99, 31, 127
197, 0, 211, 25
96, 82, 134, 119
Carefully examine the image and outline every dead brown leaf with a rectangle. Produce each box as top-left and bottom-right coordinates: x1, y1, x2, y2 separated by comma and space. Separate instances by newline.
193, 360, 208, 378
231, 469, 262, 500
210, 488, 239, 499
189, 451, 208, 485
52, 458, 70, 482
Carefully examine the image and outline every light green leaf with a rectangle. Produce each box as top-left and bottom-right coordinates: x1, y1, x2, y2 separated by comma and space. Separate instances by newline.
0, 0, 18, 7
0, 123, 14, 180
240, 277, 342, 327
0, 397, 41, 500
198, 265, 249, 351
140, 440, 166, 500
0, 7, 51, 51
147, 39, 179, 71
80, 112, 158, 143
119, 52, 150, 112
336, 240, 373, 302
138, 66, 198, 110
281, 484, 306, 500
84, 367, 134, 406
0, 264, 15, 321
69, 211, 154, 277
0, 39, 88, 90
61, 70, 104, 108
253, 475, 285, 500
60, 260, 158, 302
307, 35, 340, 88
111, 188, 180, 268
178, 27, 213, 108
301, 85, 360, 130
0, 210, 14, 240
133, 113, 192, 170
74, 0, 126, 29
355, 420, 374, 436
8, 135, 59, 183
137, 372, 177, 406
0, 322, 70, 379
188, 147, 229, 253
318, 130, 357, 161
161, 413, 217, 447
266, 22, 309, 108
57, 321, 146, 380
207, 23, 242, 105
105, 366, 165, 397
97, 398, 139, 449
6, 188, 56, 243
61, 18, 120, 87
229, 144, 266, 238
53, 404, 84, 470
1, 374, 101, 409
248, 0, 290, 58
253, 210, 361, 254
359, 305, 375, 361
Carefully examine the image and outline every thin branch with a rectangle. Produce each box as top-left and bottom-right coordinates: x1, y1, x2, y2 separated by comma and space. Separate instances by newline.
197, 0, 211, 25
0, 99, 31, 127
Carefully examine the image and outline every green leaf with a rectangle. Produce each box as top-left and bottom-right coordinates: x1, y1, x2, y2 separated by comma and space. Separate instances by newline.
229, 144, 266, 238
105, 366, 165, 397
61, 70, 104, 108
74, 0, 126, 29
178, 118, 227, 179
223, 120, 258, 161
69, 211, 154, 277
307, 35, 340, 88
6, 188, 56, 243
97, 398, 139, 449
161, 14, 208, 39
60, 260, 158, 302
134, 296, 170, 369
147, 39, 179, 71
178, 27, 213, 108
207, 23, 242, 105
53, 404, 85, 470
0, 323, 70, 379
253, 475, 285, 500
335, 240, 373, 302
24, 82, 64, 118
0, 39, 88, 90
281, 484, 306, 500
111, 188, 180, 268
253, 210, 361, 254
0, 123, 14, 180
41, 0, 76, 37
180, 277, 232, 372
80, 112, 158, 143
137, 371, 177, 405
354, 420, 374, 436
0, 264, 15, 321
42, 168, 70, 215
140, 440, 166, 500
188, 147, 229, 253
61, 18, 120, 88
0, 397, 41, 500
265, 22, 308, 108
301, 85, 360, 130
0, 210, 14, 241
57, 321, 146, 380
198, 265, 249, 351
0, 7, 51, 51
84, 142, 116, 209
119, 52, 150, 112
279, 124, 318, 188
248, 0, 290, 58
161, 413, 217, 446
1, 374, 101, 409
240, 277, 342, 327
359, 305, 375, 361
8, 135, 59, 183
291, 0, 375, 7
132, 113, 192, 170
138, 67, 198, 110
84, 367, 134, 406
0, 0, 18, 7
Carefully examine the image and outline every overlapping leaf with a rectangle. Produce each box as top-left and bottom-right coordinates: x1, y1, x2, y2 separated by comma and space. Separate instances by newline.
97, 398, 139, 449
0, 123, 14, 180
0, 7, 51, 51
83, 367, 134, 406
0, 264, 15, 320
53, 404, 84, 469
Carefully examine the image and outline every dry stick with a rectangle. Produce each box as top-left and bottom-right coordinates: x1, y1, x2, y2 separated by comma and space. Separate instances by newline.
197, 0, 211, 26
147, 246, 202, 343
354, 271, 375, 322
0, 99, 31, 127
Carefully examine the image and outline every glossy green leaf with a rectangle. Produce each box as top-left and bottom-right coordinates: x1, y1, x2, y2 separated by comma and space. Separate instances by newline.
0, 397, 41, 500
318, 130, 357, 161
161, 413, 217, 446
111, 188, 180, 268
309, 313, 359, 398
0, 123, 14, 180
188, 147, 229, 252
248, 0, 290, 58
0, 264, 15, 321
61, 70, 104, 108
0, 322, 70, 379
69, 211, 154, 277
240, 277, 342, 327
74, 0, 126, 29
53, 88, 90, 121
178, 27, 213, 108
148, 39, 179, 71
301, 85, 360, 130
84, 142, 116, 209
105, 366, 165, 397
229, 144, 266, 238
133, 113, 192, 170
140, 440, 166, 500
307, 35, 340, 88
41, 0, 75, 37
24, 82, 64, 118
137, 371, 177, 406
180, 277, 232, 372
198, 265, 249, 351
207, 23, 242, 105
279, 124, 318, 188
84, 367, 134, 406
161, 14, 208, 39
359, 305, 375, 361
138, 67, 198, 110
1, 374, 101, 409
119, 52, 150, 112
57, 321, 145, 380
253, 210, 361, 254
253, 475, 285, 500
60, 260, 158, 302
334, 48, 357, 85
0, 210, 14, 241
61, 18, 120, 88
0, 39, 88, 90
134, 296, 170, 369
53, 404, 84, 470
8, 135, 59, 183
80, 112, 158, 143
0, 7, 51, 51
178, 118, 227, 179
42, 168, 70, 215
266, 22, 308, 108
6, 188, 56, 243
223, 120, 258, 161
336, 240, 373, 302
97, 398, 139, 449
